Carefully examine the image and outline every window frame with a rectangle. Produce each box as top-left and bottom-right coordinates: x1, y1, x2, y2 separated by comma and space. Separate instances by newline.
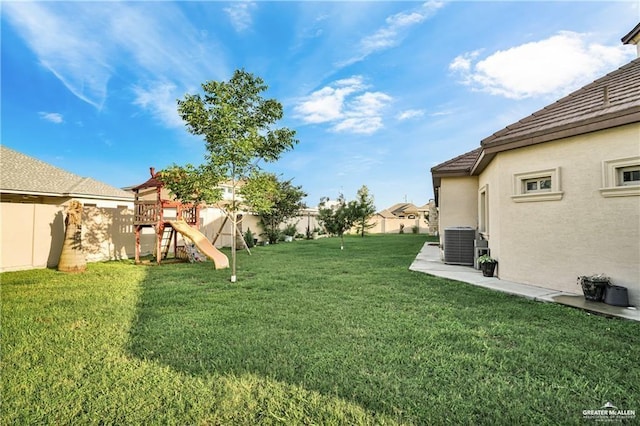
478, 184, 489, 236
600, 157, 640, 197
619, 166, 640, 186
512, 167, 563, 202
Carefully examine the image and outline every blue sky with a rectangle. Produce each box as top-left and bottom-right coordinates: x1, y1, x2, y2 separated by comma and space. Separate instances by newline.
2, 1, 638, 210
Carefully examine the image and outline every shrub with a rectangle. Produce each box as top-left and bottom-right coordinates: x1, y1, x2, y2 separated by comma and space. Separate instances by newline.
244, 228, 256, 248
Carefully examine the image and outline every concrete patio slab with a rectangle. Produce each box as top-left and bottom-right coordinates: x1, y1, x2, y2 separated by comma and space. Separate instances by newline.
410, 242, 639, 322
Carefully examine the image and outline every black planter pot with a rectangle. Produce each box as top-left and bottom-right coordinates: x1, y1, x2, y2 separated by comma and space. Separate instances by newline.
480, 262, 497, 277
604, 285, 629, 307
578, 277, 608, 302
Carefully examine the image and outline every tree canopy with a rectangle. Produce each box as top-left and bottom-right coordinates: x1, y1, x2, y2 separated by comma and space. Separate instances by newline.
318, 195, 357, 250
240, 171, 307, 244
352, 185, 376, 237
162, 69, 298, 206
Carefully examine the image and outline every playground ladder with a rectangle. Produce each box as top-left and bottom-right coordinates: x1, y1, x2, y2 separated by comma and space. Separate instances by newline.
160, 227, 175, 259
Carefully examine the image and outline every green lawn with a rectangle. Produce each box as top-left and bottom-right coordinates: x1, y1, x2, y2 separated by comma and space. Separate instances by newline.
2, 234, 638, 425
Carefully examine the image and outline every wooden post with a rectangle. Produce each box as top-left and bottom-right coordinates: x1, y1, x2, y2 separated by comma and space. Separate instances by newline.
211, 215, 229, 246
156, 223, 163, 265
135, 225, 141, 263
173, 224, 178, 259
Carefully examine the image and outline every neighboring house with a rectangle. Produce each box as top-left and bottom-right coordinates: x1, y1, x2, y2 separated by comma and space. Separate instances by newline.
0, 146, 139, 271
431, 29, 640, 306
369, 201, 436, 234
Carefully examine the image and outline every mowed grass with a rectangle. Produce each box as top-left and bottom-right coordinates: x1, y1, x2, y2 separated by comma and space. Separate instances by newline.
2, 234, 639, 425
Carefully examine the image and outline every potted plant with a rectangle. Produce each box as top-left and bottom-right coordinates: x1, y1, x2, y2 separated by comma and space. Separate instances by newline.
577, 274, 609, 302
282, 223, 297, 242
477, 254, 497, 277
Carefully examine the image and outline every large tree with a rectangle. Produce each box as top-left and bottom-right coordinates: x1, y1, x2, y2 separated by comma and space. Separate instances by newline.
240, 171, 307, 244
352, 185, 376, 237
162, 69, 298, 282
317, 195, 357, 250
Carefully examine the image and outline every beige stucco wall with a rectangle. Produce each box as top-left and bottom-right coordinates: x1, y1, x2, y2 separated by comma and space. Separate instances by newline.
437, 176, 479, 245
82, 205, 138, 262
0, 200, 150, 271
479, 123, 640, 306
1, 202, 64, 271
367, 216, 428, 234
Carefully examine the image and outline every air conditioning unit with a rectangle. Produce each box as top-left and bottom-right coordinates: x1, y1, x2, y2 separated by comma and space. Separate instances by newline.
444, 227, 475, 265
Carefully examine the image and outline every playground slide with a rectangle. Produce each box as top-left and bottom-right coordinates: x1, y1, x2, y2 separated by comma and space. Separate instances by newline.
168, 220, 230, 269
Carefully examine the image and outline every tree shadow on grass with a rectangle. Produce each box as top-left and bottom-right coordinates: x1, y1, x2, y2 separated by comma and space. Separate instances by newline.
126, 258, 455, 423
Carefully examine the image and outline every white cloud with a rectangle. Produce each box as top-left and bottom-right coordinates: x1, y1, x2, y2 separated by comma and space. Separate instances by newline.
397, 109, 425, 120
4, 2, 112, 109
449, 50, 481, 72
341, 1, 445, 66
39, 112, 64, 124
224, 2, 257, 32
3, 2, 227, 117
294, 76, 392, 134
132, 81, 183, 128
430, 110, 454, 117
451, 31, 634, 99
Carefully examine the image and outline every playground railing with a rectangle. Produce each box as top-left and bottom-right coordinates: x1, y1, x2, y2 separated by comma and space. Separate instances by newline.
134, 201, 161, 225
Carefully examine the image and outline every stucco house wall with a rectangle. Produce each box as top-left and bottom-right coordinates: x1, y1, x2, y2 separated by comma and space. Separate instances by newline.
480, 124, 639, 304
437, 176, 478, 244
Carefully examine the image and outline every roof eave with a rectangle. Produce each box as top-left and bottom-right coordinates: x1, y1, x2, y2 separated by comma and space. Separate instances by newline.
622, 23, 640, 44
1, 189, 65, 198
66, 193, 134, 202
0, 189, 133, 202
474, 107, 640, 174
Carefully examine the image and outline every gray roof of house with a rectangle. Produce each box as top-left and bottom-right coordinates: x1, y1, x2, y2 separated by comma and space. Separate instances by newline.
431, 148, 482, 174
481, 58, 640, 151
1, 146, 134, 201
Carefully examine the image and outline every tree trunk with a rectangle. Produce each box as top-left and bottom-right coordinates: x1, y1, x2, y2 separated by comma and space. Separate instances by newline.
58, 200, 87, 273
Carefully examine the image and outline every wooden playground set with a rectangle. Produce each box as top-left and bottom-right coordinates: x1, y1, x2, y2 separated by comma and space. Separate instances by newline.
131, 168, 236, 269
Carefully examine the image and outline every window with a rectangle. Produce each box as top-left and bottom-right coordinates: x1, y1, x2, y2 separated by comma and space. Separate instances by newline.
512, 168, 563, 202
523, 177, 552, 193
620, 166, 640, 186
601, 157, 640, 197
479, 185, 488, 235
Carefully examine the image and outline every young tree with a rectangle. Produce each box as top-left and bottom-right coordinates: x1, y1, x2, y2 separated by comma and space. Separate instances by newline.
162, 69, 298, 282
353, 185, 376, 237
317, 195, 357, 250
240, 171, 307, 244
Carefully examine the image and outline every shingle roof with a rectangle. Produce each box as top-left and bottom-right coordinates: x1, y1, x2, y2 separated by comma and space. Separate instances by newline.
1, 146, 134, 201
431, 148, 482, 174
376, 208, 396, 219
377, 203, 422, 217
481, 58, 640, 149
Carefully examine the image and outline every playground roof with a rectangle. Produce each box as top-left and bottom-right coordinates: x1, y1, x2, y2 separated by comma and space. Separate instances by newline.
0, 146, 134, 201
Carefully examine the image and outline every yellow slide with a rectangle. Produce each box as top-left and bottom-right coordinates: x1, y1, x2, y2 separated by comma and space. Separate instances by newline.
168, 220, 230, 269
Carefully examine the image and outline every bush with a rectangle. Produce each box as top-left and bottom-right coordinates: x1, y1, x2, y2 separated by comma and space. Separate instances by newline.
283, 223, 297, 237
244, 228, 256, 248
263, 228, 281, 245
412, 225, 420, 234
